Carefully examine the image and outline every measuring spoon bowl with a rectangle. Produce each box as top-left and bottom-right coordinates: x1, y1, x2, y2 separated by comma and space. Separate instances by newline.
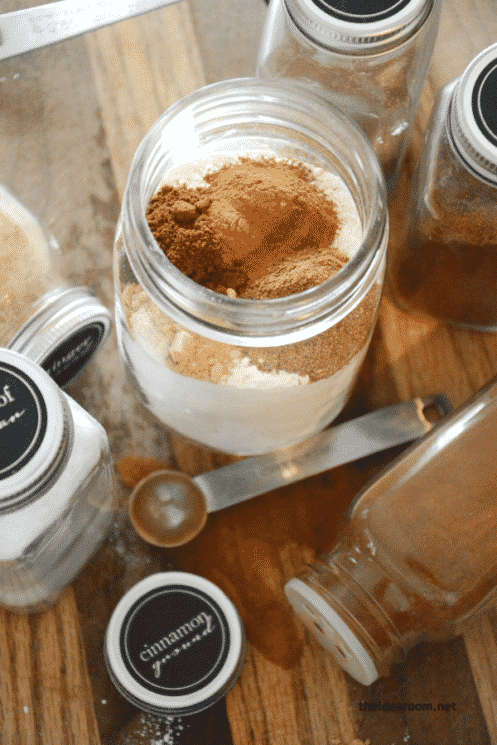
129, 469, 208, 548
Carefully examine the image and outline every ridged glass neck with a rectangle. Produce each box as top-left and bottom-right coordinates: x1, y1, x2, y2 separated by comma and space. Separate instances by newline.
0, 394, 73, 514
121, 77, 387, 348
307, 551, 408, 674
285, 0, 434, 53
445, 44, 497, 186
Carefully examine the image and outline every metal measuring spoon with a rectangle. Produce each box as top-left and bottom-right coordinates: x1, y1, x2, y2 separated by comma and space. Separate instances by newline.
128, 395, 452, 548
0, 0, 183, 62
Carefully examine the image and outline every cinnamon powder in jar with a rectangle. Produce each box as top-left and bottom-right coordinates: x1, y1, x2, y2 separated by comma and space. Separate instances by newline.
120, 154, 383, 455
388, 134, 497, 328
141, 156, 380, 384
388, 50, 497, 329
147, 157, 345, 299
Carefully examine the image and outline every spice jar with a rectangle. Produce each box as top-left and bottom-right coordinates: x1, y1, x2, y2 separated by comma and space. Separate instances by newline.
0, 184, 112, 387
387, 43, 497, 329
256, 0, 441, 189
285, 374, 497, 685
0, 347, 117, 612
104, 572, 246, 716
113, 78, 388, 456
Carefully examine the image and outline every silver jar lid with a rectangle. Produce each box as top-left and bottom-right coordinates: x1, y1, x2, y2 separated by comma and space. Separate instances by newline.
7, 285, 112, 388
105, 572, 246, 717
285, 0, 434, 52
0, 348, 71, 511
450, 43, 497, 184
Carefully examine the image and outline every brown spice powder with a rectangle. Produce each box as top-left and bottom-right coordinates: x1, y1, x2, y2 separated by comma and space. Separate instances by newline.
129, 156, 381, 384
146, 157, 346, 299
388, 137, 497, 326
123, 280, 379, 383
0, 191, 56, 344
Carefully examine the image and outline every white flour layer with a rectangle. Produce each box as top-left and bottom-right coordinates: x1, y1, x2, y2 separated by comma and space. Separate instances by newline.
120, 155, 369, 455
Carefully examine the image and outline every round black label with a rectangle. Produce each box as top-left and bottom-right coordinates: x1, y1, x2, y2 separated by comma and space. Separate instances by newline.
41, 322, 105, 388
120, 585, 230, 697
311, 0, 412, 23
0, 362, 47, 481
472, 58, 497, 149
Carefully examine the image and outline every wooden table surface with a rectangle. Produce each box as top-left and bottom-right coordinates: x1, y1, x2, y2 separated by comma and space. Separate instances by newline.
1, 1, 497, 744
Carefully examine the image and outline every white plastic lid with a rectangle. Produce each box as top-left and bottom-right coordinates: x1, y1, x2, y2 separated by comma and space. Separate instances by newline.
104, 572, 246, 716
451, 43, 497, 184
286, 0, 433, 52
285, 578, 378, 685
8, 286, 112, 388
0, 348, 69, 510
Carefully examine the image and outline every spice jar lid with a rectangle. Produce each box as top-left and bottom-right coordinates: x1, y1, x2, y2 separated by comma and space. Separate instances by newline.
104, 572, 246, 716
450, 43, 497, 184
285, 578, 379, 685
0, 348, 71, 511
285, 0, 434, 52
7, 286, 112, 388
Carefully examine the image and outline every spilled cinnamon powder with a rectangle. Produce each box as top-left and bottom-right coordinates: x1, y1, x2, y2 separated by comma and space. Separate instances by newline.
146, 157, 347, 299
115, 453, 369, 670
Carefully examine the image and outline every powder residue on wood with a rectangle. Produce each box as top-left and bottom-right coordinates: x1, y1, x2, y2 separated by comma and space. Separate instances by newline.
146, 157, 347, 299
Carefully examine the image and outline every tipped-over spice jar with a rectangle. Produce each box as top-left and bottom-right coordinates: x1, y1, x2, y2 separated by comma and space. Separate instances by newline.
0, 184, 112, 387
0, 347, 117, 612
387, 43, 497, 329
285, 375, 497, 685
256, 0, 441, 189
113, 78, 388, 456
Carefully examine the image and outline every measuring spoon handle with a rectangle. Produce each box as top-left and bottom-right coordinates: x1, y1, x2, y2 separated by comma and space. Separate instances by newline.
0, 0, 183, 62
194, 395, 453, 513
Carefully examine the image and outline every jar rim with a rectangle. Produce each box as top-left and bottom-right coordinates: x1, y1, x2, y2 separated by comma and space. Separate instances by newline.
121, 77, 388, 346
285, 0, 435, 53
0, 348, 72, 511
104, 572, 246, 716
450, 43, 497, 185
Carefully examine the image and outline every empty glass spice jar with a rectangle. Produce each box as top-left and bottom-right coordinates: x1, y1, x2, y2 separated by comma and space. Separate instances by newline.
0, 347, 117, 612
0, 183, 112, 387
387, 43, 497, 329
285, 374, 497, 685
257, 0, 441, 188
113, 78, 388, 456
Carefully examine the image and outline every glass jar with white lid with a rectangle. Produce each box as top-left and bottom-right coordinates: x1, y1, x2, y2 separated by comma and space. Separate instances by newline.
0, 347, 117, 613
113, 78, 388, 456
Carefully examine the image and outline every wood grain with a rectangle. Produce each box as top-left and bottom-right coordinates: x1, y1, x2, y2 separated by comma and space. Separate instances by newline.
464, 607, 497, 745
0, 590, 101, 745
85, 3, 206, 201
1, 0, 497, 743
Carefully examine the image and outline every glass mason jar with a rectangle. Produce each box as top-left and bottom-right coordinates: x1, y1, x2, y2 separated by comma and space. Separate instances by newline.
256, 0, 441, 190
387, 43, 497, 330
0, 183, 112, 387
113, 78, 388, 456
285, 374, 497, 685
0, 347, 117, 612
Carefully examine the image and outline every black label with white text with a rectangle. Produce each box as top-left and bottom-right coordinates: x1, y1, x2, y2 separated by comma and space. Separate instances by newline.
472, 58, 497, 149
120, 585, 230, 696
311, 0, 412, 23
0, 362, 47, 481
41, 322, 105, 388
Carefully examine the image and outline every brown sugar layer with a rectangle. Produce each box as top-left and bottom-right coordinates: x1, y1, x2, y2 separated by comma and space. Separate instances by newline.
146, 157, 348, 299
